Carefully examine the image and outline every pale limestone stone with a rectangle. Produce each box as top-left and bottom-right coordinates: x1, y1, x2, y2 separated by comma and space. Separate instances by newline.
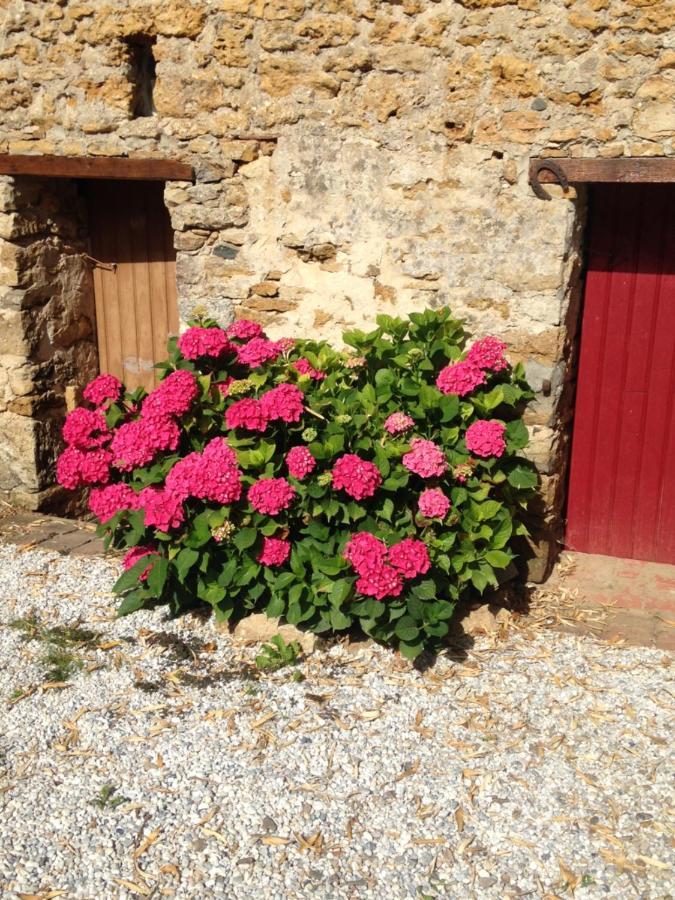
459, 604, 512, 636
227, 613, 316, 654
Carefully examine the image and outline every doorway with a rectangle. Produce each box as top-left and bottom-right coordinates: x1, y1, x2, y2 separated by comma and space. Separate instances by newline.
566, 183, 675, 563
81, 179, 179, 393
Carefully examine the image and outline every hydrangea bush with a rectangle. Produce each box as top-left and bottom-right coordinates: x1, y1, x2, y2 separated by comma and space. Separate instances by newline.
57, 308, 536, 659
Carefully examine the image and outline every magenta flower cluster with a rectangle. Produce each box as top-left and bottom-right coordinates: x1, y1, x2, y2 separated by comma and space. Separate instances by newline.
226, 383, 304, 432
402, 438, 447, 479
226, 320, 264, 341
465, 420, 507, 458
62, 407, 110, 450
436, 359, 487, 397
166, 437, 242, 505
331, 454, 382, 501
248, 478, 296, 516
177, 326, 233, 360
56, 447, 112, 491
82, 374, 122, 407
418, 488, 451, 519
343, 532, 430, 600
236, 337, 283, 368
258, 536, 291, 566
89, 483, 141, 522
286, 446, 316, 480
436, 335, 509, 397
466, 336, 508, 372
384, 412, 414, 435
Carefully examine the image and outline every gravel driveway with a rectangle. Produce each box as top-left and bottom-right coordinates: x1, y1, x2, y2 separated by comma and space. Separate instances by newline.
0, 545, 672, 900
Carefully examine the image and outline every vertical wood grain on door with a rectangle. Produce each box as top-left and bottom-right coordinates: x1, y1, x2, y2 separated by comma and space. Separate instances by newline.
84, 180, 178, 392
566, 184, 675, 563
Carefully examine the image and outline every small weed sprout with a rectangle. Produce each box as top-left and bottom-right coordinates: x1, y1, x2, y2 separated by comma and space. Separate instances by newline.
255, 634, 302, 672
9, 614, 100, 684
91, 783, 129, 810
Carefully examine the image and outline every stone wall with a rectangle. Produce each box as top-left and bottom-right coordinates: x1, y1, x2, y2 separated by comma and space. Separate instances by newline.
0, 0, 672, 563
0, 176, 98, 509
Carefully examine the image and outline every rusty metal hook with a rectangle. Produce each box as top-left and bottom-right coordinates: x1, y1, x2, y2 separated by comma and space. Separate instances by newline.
530, 159, 570, 201
82, 253, 117, 272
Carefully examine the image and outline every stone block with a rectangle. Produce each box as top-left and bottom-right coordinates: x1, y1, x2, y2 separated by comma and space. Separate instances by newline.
256, 0, 306, 21
523, 425, 557, 474
633, 102, 675, 139
0, 411, 38, 493
226, 612, 315, 654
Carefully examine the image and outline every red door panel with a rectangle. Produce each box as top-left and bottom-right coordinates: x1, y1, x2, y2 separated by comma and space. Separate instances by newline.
566, 183, 675, 563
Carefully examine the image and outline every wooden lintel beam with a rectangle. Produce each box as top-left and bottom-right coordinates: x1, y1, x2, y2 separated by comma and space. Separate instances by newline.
531, 157, 675, 186
0, 154, 194, 182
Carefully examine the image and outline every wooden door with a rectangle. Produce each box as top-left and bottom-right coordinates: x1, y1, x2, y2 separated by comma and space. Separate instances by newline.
566, 183, 675, 563
83, 179, 179, 392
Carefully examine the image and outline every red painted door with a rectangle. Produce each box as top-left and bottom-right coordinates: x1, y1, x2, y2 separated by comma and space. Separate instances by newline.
566, 183, 675, 563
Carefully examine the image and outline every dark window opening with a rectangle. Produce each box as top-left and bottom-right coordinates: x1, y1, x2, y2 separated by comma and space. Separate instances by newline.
125, 35, 156, 118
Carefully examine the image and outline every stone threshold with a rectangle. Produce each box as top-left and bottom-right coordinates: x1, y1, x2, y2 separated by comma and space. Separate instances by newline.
0, 511, 106, 557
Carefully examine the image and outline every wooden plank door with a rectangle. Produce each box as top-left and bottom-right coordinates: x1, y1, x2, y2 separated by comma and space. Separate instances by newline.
566, 183, 675, 563
83, 179, 179, 392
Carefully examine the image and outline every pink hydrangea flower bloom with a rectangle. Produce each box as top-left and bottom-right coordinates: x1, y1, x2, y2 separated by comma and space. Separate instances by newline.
88, 483, 140, 521
260, 383, 304, 423
355, 566, 404, 600
331, 454, 382, 501
56, 447, 112, 490
142, 370, 198, 419
248, 478, 296, 516
123, 545, 158, 582
225, 319, 264, 341
178, 326, 233, 360
236, 338, 283, 368
258, 537, 291, 566
165, 438, 242, 505
384, 412, 414, 435
286, 446, 316, 479
343, 532, 388, 571
402, 438, 447, 479
62, 407, 110, 450
418, 488, 450, 519
436, 359, 487, 397
465, 420, 507, 458
343, 533, 403, 600
139, 487, 185, 532
293, 358, 326, 380
466, 336, 508, 373
111, 415, 180, 471
225, 398, 269, 432
388, 538, 431, 579
83, 374, 122, 407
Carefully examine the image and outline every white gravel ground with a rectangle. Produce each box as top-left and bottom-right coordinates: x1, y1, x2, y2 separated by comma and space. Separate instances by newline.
0, 544, 673, 900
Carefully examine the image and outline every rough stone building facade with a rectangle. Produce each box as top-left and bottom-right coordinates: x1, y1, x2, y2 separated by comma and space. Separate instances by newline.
0, 0, 673, 573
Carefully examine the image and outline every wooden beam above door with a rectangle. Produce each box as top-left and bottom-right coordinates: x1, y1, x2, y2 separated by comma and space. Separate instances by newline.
0, 154, 193, 182
529, 156, 675, 199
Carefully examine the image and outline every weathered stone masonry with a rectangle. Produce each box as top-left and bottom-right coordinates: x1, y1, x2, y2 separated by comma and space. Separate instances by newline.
0, 0, 673, 571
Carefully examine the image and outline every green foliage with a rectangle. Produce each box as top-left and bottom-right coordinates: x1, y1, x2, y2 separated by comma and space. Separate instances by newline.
255, 634, 303, 671
83, 307, 536, 659
9, 615, 100, 683
91, 783, 129, 810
